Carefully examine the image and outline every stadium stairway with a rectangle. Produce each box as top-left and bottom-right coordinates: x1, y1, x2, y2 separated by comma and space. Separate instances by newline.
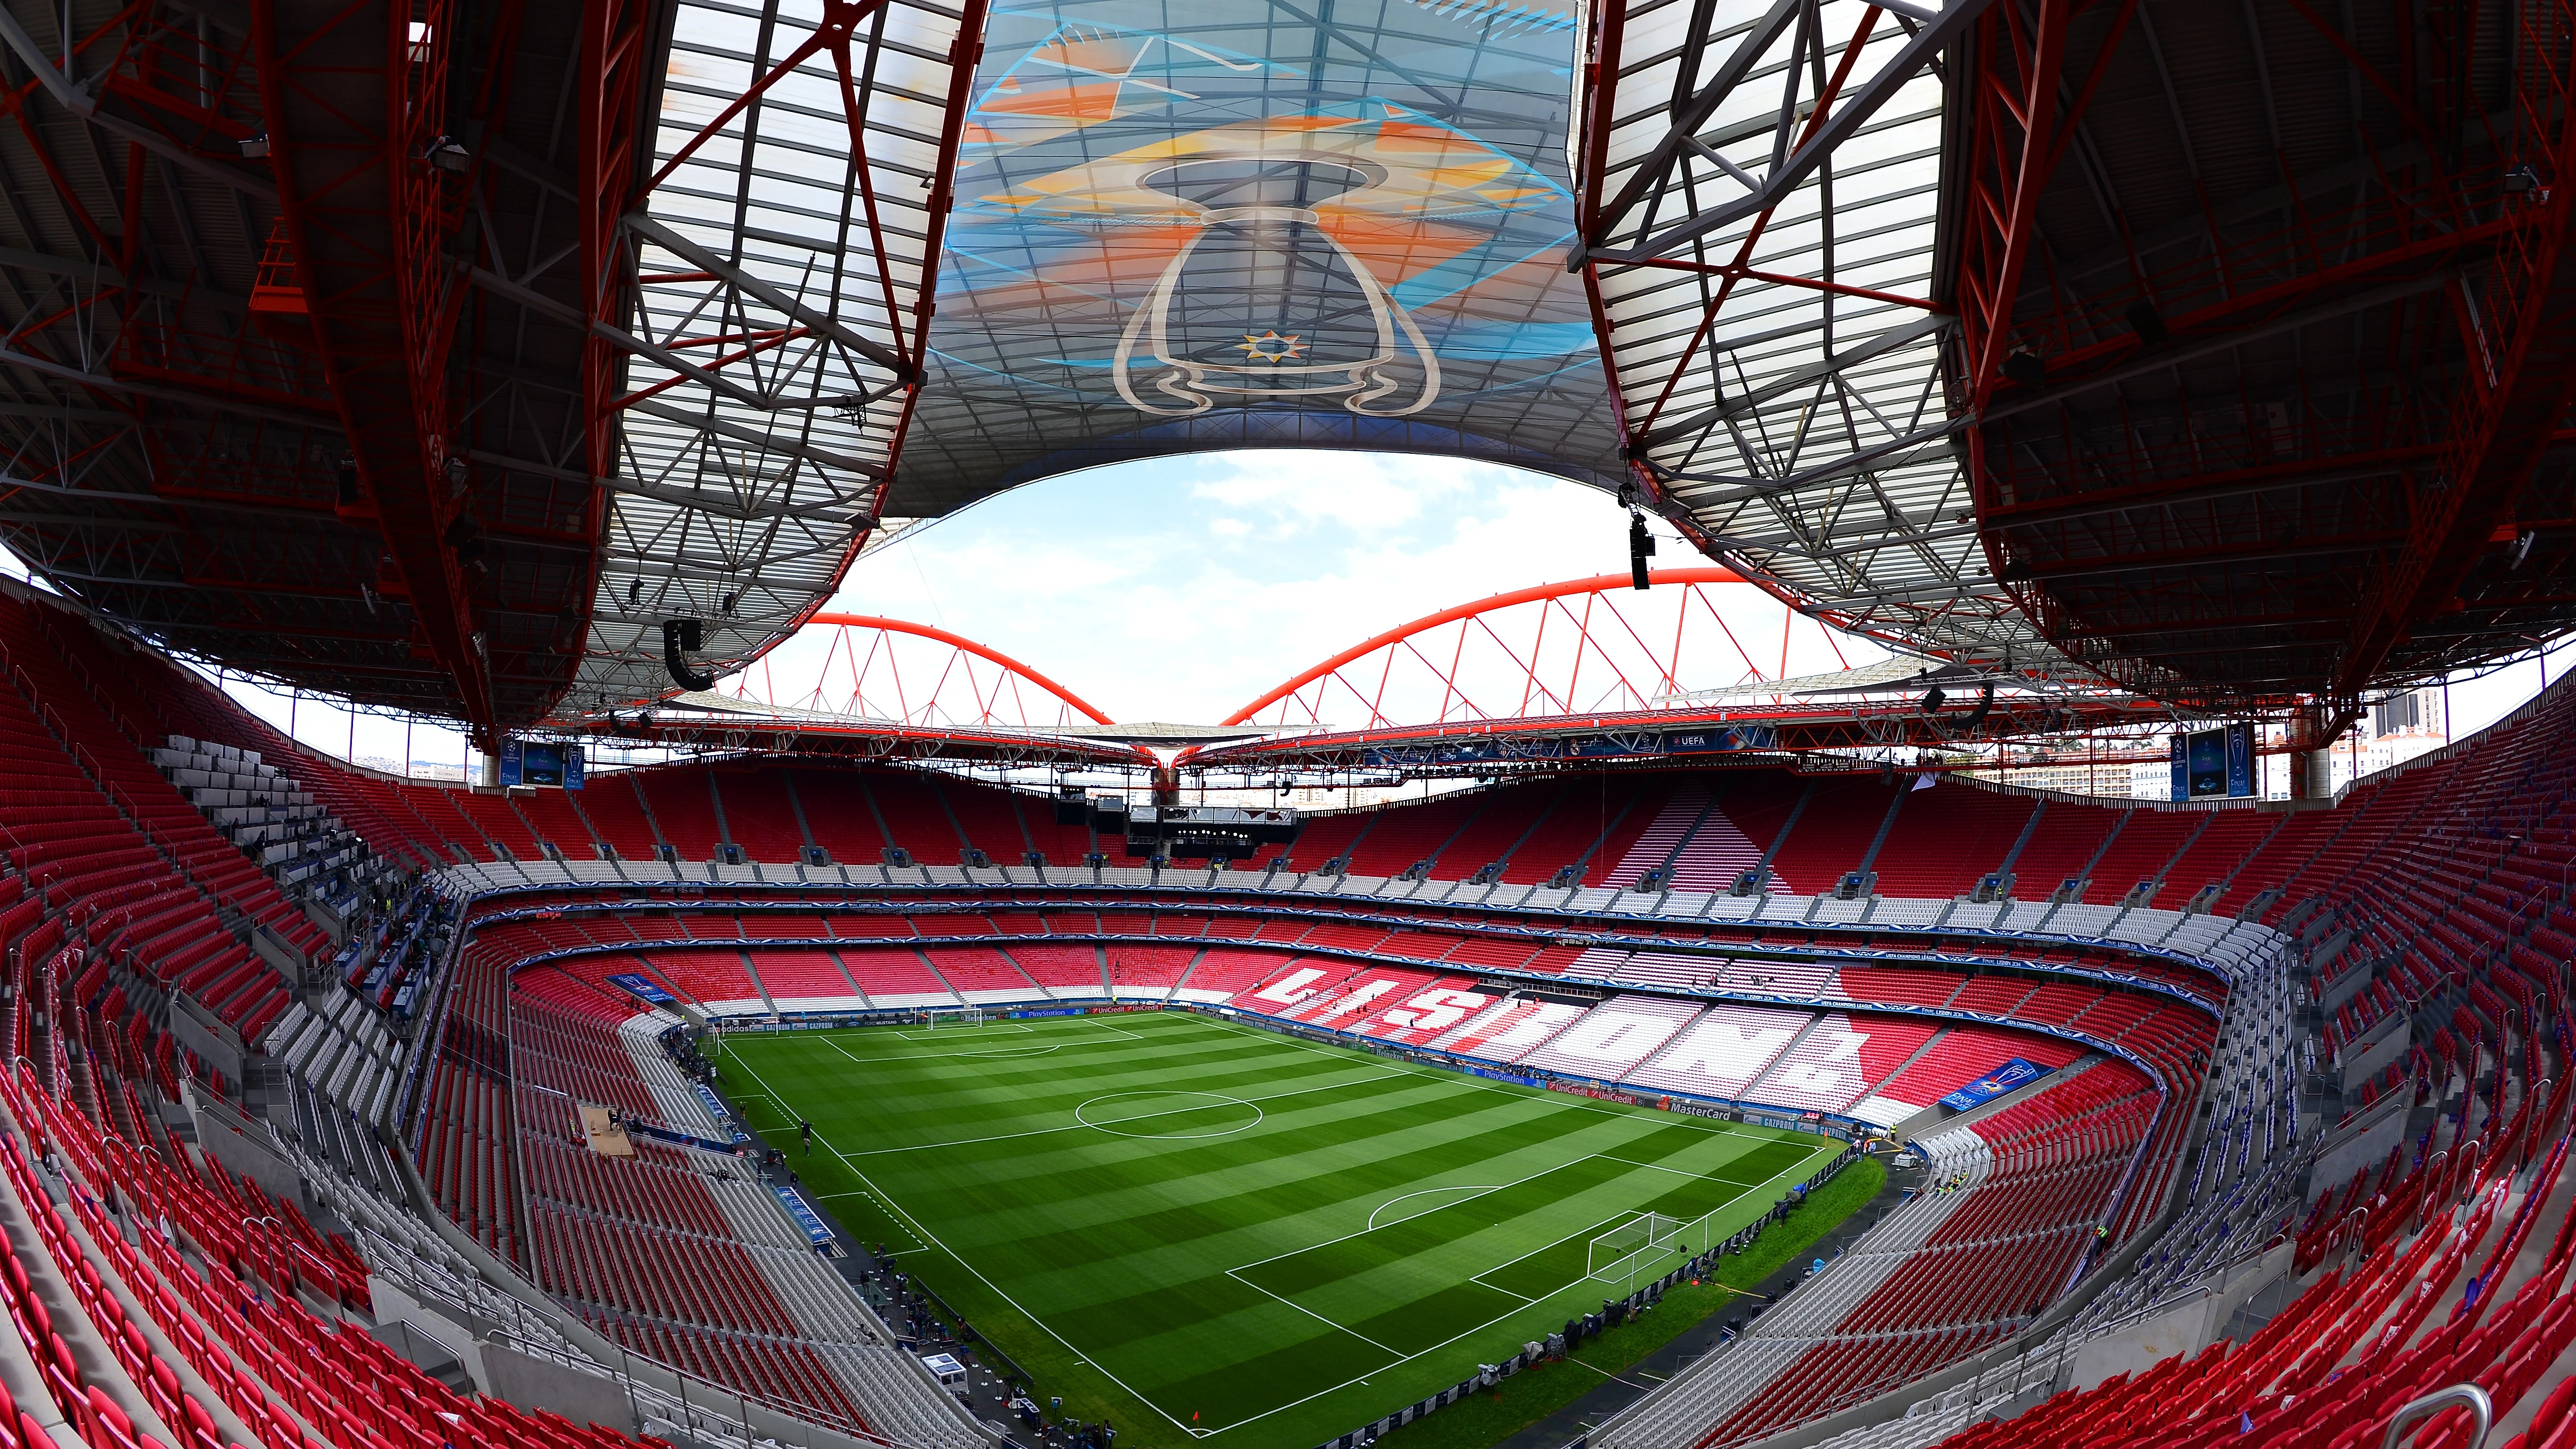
0, 1049, 663, 1449
1595, 1128, 2000, 1449
8, 581, 2576, 1449
1591, 1058, 2181, 1449
1799, 1133, 2576, 1449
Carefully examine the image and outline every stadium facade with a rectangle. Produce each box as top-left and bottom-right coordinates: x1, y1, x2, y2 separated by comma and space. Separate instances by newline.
0, 0, 2570, 1448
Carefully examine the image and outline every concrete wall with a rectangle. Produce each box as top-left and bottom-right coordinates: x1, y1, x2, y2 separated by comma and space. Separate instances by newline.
483, 1341, 639, 1435
2068, 1242, 2290, 1390
2071, 1294, 2213, 1391
168, 999, 244, 1084
2339, 1014, 2410, 1093
187, 1091, 305, 1211
368, 1278, 489, 1387
2307, 1090, 2411, 1202
248, 925, 306, 981
2316, 951, 2372, 1013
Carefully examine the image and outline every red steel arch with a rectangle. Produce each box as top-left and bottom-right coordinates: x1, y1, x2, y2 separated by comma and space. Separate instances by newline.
1218, 567, 1860, 734
722, 613, 1116, 730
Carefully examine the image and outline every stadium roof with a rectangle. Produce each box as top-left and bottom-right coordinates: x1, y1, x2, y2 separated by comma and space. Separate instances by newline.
892, 0, 1628, 508
1, 0, 2571, 742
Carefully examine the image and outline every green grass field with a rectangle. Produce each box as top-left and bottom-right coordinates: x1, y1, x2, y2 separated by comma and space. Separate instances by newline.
716, 1010, 1841, 1449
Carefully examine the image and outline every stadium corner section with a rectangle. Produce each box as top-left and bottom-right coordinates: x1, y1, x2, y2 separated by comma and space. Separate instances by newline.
709, 1007, 1868, 1449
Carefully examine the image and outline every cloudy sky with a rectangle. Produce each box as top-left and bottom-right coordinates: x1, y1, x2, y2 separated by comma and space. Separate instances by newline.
5, 452, 2569, 782
784, 451, 1871, 726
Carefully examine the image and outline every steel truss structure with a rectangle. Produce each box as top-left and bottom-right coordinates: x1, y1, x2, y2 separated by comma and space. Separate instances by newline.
568, 570, 2176, 778
0, 0, 978, 744
573, 610, 1148, 767
574, 708, 1150, 770
1186, 564, 2176, 773
1952, 0, 2576, 715
1183, 703, 2174, 777
1575, 0, 2576, 719
1572, 0, 2039, 674
8, 0, 2576, 746
1221, 567, 1785, 733
559, 0, 983, 728
716, 610, 1119, 732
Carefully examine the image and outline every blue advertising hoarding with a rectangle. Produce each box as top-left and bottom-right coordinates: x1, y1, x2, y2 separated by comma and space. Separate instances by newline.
2185, 728, 2228, 797
2175, 724, 2257, 800
605, 972, 677, 1006
773, 1186, 836, 1247
499, 739, 585, 789
1939, 1058, 2050, 1111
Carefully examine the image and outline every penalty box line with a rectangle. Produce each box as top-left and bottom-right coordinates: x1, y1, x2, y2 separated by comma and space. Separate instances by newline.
833, 1067, 1414, 1157
812, 1187, 930, 1254
1206, 1181, 1783, 1444
1467, 1142, 1832, 1297
1226, 1148, 1774, 1365
1192, 1013, 1794, 1147
1226, 1152, 1577, 1273
724, 1050, 1210, 1439
809, 1018, 1153, 1066
1220, 1269, 1410, 1357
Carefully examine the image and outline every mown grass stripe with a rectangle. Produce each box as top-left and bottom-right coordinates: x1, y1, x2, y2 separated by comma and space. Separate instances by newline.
725, 1010, 1842, 1447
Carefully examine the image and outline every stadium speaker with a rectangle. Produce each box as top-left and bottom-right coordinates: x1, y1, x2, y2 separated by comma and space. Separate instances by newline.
1957, 681, 1994, 728
2002, 348, 2047, 385
1628, 514, 1656, 590
2124, 299, 2170, 348
663, 618, 715, 691
335, 454, 359, 506
443, 517, 486, 565
1919, 685, 1947, 714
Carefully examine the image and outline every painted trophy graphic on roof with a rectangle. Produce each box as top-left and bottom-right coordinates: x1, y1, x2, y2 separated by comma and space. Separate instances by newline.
965, 101, 1566, 418
898, 6, 1619, 499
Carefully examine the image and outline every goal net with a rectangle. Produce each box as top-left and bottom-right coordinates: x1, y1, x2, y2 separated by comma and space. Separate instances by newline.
921, 1007, 988, 1029
1587, 1213, 1690, 1283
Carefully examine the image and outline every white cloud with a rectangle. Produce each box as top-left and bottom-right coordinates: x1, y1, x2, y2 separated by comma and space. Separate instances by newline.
1185, 450, 1481, 535
806, 451, 1884, 725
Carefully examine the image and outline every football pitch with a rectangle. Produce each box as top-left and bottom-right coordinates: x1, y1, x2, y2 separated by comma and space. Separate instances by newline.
717, 1011, 1840, 1448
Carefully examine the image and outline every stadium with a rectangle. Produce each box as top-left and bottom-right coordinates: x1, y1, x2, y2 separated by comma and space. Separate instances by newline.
0, 0, 2569, 1448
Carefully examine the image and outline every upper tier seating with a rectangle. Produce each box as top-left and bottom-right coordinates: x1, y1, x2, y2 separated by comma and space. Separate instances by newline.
1618, 1063, 2165, 1448
10, 577, 2576, 1449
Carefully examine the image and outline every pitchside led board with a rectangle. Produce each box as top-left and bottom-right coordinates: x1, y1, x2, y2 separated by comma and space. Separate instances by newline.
2170, 723, 2257, 801
497, 738, 585, 790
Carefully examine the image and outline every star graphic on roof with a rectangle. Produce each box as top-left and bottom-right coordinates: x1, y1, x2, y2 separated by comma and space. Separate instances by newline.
1237, 330, 1305, 363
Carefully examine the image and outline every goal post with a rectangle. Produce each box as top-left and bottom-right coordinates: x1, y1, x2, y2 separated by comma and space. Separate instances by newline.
1587, 1213, 1679, 1282
1652, 1206, 1713, 1258
919, 1006, 989, 1029
1586, 1210, 1710, 1283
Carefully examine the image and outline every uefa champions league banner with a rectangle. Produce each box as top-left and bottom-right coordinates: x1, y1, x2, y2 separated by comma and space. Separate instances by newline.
605, 972, 676, 1005
1938, 1058, 2050, 1111
498, 738, 585, 788
2172, 722, 2257, 800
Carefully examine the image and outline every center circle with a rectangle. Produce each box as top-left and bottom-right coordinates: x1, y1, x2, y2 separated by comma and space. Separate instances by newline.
1074, 1090, 1264, 1140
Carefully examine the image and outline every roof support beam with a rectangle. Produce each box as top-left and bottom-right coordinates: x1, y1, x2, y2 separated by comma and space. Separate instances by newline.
251, 0, 495, 744
2337, 118, 2576, 693
1587, 0, 1998, 261
622, 213, 911, 379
